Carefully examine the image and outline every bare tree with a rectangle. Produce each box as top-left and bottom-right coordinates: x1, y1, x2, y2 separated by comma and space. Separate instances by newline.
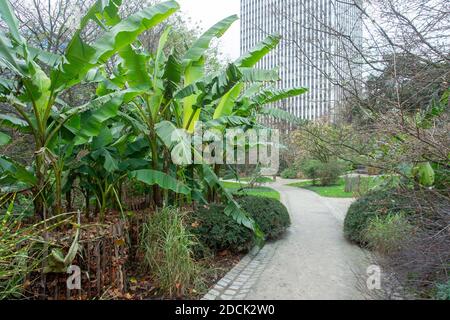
269, 0, 449, 299
269, 0, 450, 119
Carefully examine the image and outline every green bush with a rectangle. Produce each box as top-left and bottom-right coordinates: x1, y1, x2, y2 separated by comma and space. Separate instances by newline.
436, 280, 450, 300
343, 189, 413, 245
300, 159, 344, 186
300, 159, 322, 184
139, 207, 202, 298
318, 161, 345, 186
433, 163, 450, 191
363, 214, 413, 254
189, 196, 291, 253
280, 167, 298, 179
237, 196, 291, 240
188, 204, 255, 254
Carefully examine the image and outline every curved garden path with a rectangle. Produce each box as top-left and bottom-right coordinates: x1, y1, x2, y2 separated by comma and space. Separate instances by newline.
246, 178, 372, 300
204, 178, 373, 300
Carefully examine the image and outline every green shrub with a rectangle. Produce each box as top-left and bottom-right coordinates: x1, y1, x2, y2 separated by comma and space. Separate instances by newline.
300, 159, 344, 186
237, 196, 290, 240
188, 204, 254, 254
436, 280, 450, 300
344, 189, 413, 245
317, 161, 345, 186
280, 167, 298, 179
300, 159, 322, 184
433, 163, 450, 191
189, 196, 291, 253
363, 214, 413, 254
139, 207, 202, 298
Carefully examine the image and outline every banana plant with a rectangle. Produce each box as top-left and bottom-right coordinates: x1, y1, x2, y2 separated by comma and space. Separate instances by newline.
93, 16, 241, 205
109, 14, 307, 234
68, 121, 155, 221
0, 0, 179, 218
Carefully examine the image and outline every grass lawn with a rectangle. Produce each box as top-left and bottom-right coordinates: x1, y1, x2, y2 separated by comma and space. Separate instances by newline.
239, 176, 274, 183
222, 181, 280, 201
287, 177, 379, 198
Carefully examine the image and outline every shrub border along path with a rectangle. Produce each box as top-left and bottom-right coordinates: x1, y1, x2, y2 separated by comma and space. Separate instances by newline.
204, 178, 373, 300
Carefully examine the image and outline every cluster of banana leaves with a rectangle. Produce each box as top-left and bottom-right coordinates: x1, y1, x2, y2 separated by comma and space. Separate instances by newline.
0, 0, 307, 235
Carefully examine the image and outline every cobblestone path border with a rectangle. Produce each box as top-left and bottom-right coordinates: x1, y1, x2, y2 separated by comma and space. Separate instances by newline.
202, 243, 277, 300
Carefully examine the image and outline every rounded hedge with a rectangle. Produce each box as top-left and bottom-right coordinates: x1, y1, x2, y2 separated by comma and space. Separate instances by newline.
188, 196, 291, 254
237, 196, 291, 240
343, 189, 413, 244
188, 204, 255, 254
280, 168, 298, 179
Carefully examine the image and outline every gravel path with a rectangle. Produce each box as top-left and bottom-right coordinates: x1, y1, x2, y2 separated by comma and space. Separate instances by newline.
204, 179, 373, 300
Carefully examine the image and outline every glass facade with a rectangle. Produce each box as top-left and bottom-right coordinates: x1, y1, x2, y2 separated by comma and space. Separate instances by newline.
240, 0, 363, 121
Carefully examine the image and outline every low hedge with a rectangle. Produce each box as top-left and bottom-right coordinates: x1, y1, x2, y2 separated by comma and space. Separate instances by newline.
280, 168, 298, 179
343, 189, 413, 245
188, 204, 254, 254
188, 196, 291, 254
237, 196, 291, 240
300, 159, 345, 186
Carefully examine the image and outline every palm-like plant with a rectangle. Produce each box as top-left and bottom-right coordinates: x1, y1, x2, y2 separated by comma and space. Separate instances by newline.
0, 0, 179, 217
1, 0, 307, 234
104, 13, 307, 232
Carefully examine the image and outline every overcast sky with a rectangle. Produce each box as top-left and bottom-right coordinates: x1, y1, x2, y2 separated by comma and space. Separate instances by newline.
177, 0, 240, 60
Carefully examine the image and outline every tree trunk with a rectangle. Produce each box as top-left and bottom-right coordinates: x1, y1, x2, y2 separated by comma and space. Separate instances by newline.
65, 190, 72, 212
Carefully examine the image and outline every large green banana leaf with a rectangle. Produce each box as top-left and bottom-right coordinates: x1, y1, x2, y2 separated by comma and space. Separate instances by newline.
0, 155, 37, 187
259, 107, 302, 124
182, 59, 204, 132
130, 169, 190, 195
163, 53, 182, 99
236, 35, 281, 68
241, 68, 280, 82
0, 131, 11, 146
213, 83, 244, 119
183, 15, 238, 66
0, 0, 24, 44
251, 87, 309, 106
119, 45, 151, 90
0, 114, 31, 133
181, 15, 238, 132
51, 0, 180, 91
155, 120, 191, 165
200, 164, 263, 237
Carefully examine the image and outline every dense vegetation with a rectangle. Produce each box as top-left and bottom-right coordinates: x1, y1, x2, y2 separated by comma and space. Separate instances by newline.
0, 0, 304, 299
344, 186, 449, 299
343, 189, 413, 244
0, 0, 447, 301
237, 195, 290, 240
189, 196, 291, 254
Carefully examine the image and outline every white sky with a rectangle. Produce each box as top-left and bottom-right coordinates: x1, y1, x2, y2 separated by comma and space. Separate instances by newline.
177, 0, 241, 61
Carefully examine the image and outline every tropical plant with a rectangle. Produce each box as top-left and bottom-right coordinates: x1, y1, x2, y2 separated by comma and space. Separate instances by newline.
98, 13, 307, 231
0, 0, 180, 218
1, 0, 308, 238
